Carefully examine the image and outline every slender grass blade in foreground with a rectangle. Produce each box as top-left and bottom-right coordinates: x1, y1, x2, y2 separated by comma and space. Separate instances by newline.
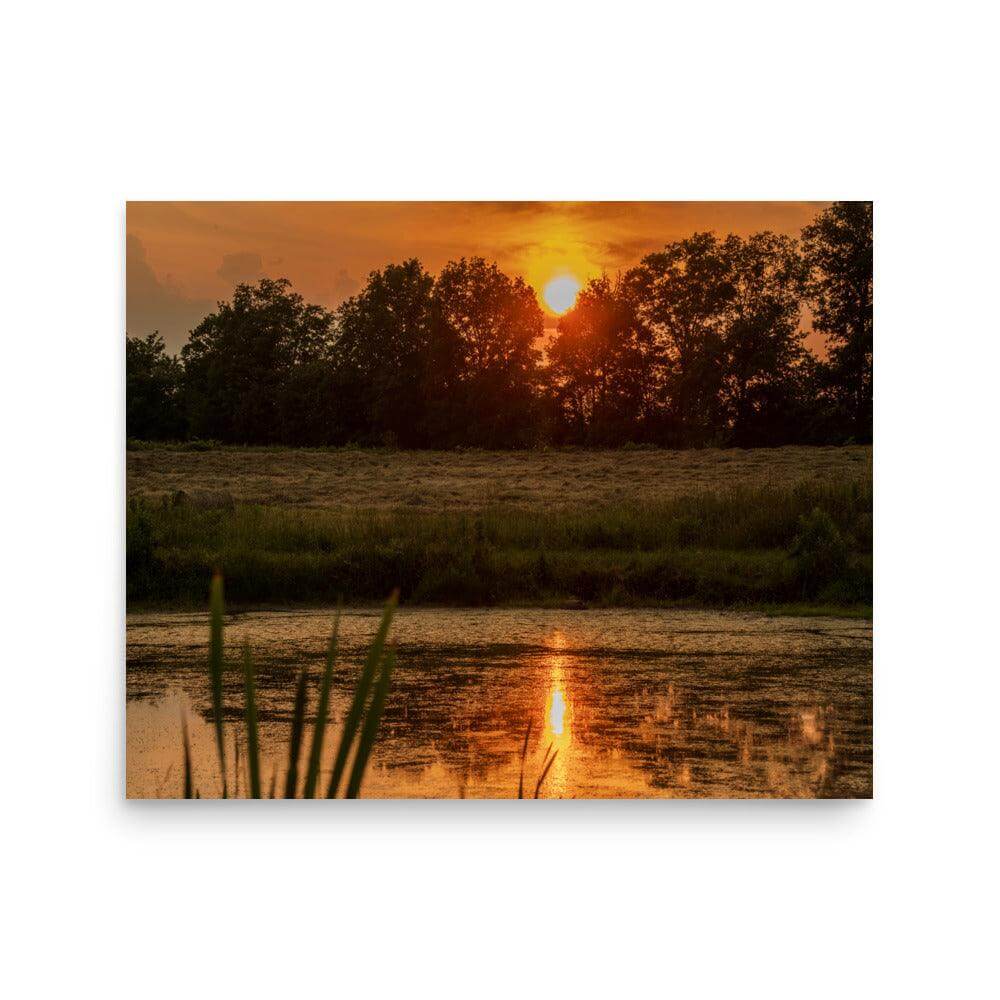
534, 745, 558, 799
517, 719, 532, 799
242, 644, 261, 798
345, 645, 396, 799
208, 573, 228, 797
179, 578, 399, 799
326, 592, 398, 798
302, 612, 341, 799
181, 712, 193, 799
283, 668, 308, 798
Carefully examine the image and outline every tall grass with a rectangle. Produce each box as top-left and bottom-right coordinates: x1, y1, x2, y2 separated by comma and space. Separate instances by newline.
181, 575, 397, 799
130, 479, 872, 610
514, 720, 558, 799
177, 580, 565, 799
283, 669, 308, 798
208, 575, 227, 796
302, 613, 340, 799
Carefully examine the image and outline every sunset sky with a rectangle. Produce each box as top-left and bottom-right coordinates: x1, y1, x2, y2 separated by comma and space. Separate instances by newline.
126, 201, 831, 353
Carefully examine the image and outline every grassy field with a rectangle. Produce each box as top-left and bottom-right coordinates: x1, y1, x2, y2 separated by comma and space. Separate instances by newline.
127, 444, 872, 511
127, 447, 872, 614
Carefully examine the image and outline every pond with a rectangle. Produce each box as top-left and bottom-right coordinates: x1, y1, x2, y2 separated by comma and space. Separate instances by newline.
126, 607, 872, 799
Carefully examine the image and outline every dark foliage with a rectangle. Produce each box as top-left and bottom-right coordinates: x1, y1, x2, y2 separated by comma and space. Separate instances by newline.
181, 278, 336, 444
127, 203, 873, 448
802, 202, 874, 442
125, 333, 185, 439
126, 480, 872, 609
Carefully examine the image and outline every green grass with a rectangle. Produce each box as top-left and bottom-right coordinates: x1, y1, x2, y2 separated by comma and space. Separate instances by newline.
129, 479, 872, 613
182, 575, 397, 799
178, 582, 555, 799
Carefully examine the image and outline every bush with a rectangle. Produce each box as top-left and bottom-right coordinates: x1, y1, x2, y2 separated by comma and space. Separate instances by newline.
125, 501, 156, 596
125, 481, 870, 610
791, 508, 849, 597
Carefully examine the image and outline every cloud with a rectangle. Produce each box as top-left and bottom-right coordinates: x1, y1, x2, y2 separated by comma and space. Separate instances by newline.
126, 234, 213, 353
216, 251, 264, 285
329, 267, 359, 302
595, 237, 665, 268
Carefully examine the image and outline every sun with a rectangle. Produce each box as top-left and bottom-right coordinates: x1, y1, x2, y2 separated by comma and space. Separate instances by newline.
542, 275, 580, 315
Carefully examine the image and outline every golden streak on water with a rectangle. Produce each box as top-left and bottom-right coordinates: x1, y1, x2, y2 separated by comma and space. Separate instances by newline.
549, 689, 566, 735
126, 610, 872, 798
540, 643, 573, 796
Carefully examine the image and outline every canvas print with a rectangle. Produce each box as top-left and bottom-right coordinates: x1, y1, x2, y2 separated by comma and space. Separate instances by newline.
125, 201, 873, 799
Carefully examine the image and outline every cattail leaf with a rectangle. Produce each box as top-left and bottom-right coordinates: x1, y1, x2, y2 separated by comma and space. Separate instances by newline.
326, 592, 397, 798
208, 572, 228, 798
302, 611, 341, 799
283, 668, 308, 798
534, 747, 558, 799
242, 644, 261, 799
345, 644, 396, 799
517, 718, 533, 799
181, 711, 193, 800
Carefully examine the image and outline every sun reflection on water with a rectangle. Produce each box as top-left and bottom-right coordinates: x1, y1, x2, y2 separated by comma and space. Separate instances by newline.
549, 688, 566, 735
538, 634, 575, 796
543, 657, 572, 746
127, 611, 870, 799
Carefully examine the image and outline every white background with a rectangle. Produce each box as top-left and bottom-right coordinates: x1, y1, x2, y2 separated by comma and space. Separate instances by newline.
2, 2, 998, 997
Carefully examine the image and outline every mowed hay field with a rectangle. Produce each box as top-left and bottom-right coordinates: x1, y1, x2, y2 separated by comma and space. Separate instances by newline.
127, 445, 872, 512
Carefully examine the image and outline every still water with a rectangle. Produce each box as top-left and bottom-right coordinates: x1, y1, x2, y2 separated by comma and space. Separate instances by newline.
126, 608, 872, 799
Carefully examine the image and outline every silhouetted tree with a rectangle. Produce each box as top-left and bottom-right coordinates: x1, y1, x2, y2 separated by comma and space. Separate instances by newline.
626, 233, 733, 444
546, 275, 659, 444
334, 260, 460, 446
125, 203, 873, 450
181, 278, 335, 443
435, 257, 544, 446
716, 232, 809, 445
622, 232, 812, 445
126, 332, 185, 439
802, 202, 873, 442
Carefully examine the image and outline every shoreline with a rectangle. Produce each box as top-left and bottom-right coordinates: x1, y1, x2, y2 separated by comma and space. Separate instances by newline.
126, 598, 873, 620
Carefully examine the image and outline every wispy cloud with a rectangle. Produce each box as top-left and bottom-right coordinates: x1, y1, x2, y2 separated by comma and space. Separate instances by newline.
126, 234, 213, 353
216, 251, 264, 285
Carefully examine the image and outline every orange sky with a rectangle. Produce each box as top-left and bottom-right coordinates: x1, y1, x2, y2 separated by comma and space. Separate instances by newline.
126, 201, 831, 353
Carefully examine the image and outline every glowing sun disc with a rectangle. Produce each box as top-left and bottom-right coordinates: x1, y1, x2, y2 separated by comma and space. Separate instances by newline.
543, 275, 580, 314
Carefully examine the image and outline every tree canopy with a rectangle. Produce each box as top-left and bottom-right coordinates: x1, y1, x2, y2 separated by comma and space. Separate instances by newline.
181, 278, 336, 444
125, 333, 184, 440
127, 202, 873, 448
802, 201, 874, 440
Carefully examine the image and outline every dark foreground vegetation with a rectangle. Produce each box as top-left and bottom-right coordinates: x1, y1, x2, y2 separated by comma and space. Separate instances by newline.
128, 479, 872, 614
127, 202, 872, 449
176, 577, 558, 799
182, 575, 397, 799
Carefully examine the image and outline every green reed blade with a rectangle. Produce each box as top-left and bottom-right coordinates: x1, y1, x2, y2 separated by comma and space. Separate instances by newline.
517, 718, 533, 799
284, 668, 308, 798
181, 711, 193, 799
326, 592, 398, 799
302, 611, 341, 799
534, 747, 558, 799
209, 572, 228, 798
268, 767, 277, 800
344, 645, 395, 799
242, 644, 261, 799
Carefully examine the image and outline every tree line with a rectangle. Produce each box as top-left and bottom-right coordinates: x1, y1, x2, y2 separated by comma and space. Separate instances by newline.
127, 201, 872, 448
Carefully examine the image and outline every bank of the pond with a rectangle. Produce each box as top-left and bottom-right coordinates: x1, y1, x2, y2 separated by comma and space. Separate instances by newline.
127, 480, 872, 614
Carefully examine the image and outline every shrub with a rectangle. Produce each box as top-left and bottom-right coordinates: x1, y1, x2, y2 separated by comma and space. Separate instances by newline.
791, 508, 849, 597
